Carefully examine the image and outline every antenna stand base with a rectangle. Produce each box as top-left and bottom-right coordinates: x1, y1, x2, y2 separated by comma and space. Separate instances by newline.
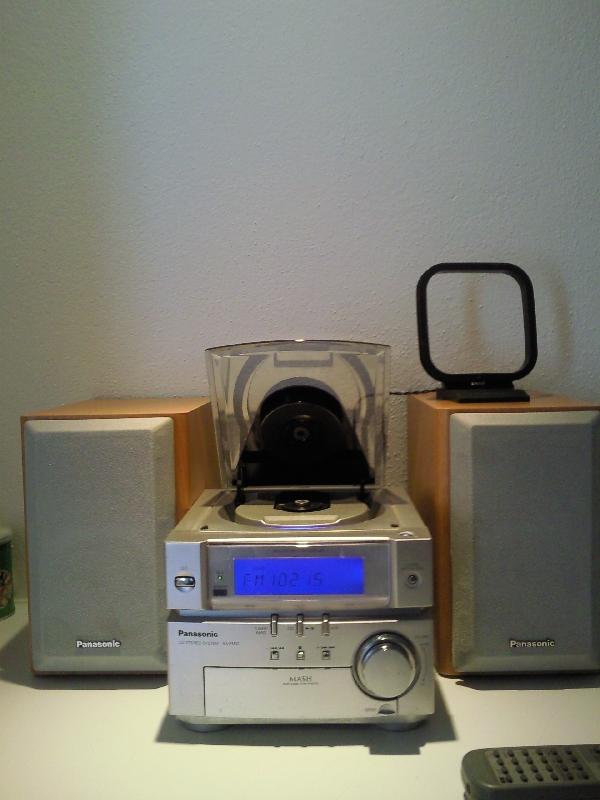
436, 387, 530, 403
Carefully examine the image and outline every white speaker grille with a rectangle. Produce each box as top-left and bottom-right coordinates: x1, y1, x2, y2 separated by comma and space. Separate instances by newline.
450, 410, 600, 673
25, 418, 175, 672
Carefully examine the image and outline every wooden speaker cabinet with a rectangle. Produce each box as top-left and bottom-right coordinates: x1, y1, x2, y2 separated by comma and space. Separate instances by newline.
21, 397, 220, 674
407, 392, 600, 676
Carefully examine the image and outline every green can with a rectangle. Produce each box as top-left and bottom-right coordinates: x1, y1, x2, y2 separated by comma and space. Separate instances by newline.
0, 526, 15, 620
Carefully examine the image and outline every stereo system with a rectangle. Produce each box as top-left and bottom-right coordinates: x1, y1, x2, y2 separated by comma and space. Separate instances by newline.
167, 487, 434, 729
166, 340, 435, 729
18, 264, 600, 736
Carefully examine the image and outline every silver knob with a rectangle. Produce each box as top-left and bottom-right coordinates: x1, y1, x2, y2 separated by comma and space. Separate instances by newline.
353, 633, 418, 700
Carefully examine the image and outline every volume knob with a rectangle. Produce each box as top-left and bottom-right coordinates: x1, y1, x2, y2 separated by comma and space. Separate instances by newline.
353, 633, 418, 700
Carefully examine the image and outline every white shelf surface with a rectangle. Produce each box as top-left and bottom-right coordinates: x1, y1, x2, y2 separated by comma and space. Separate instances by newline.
2, 601, 600, 799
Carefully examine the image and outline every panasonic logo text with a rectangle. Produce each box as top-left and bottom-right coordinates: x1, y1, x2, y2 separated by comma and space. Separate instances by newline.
178, 630, 218, 638
509, 639, 556, 649
76, 639, 121, 649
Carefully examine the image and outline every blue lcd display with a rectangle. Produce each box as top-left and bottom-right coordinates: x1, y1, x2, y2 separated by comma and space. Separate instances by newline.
234, 557, 365, 596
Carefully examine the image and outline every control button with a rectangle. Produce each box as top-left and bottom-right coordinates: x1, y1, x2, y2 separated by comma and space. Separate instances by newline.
321, 614, 330, 635
353, 633, 417, 700
296, 614, 304, 636
321, 649, 331, 660
296, 648, 305, 660
406, 572, 421, 588
270, 649, 280, 660
174, 575, 196, 591
270, 614, 278, 636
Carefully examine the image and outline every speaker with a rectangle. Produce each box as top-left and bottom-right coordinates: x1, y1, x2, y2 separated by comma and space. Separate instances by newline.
407, 393, 600, 676
21, 398, 219, 674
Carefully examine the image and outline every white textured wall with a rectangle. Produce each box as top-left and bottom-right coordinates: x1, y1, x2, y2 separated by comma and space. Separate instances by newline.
2, 1, 599, 596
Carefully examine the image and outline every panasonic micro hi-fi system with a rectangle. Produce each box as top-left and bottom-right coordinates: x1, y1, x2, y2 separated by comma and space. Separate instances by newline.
166, 340, 435, 730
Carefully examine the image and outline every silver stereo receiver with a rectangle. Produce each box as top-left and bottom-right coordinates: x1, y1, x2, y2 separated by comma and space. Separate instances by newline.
166, 341, 434, 730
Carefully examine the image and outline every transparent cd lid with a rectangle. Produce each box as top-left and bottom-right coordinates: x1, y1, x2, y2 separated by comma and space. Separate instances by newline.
206, 340, 390, 490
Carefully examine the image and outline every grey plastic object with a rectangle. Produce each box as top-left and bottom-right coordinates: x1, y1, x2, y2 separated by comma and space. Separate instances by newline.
462, 745, 600, 799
